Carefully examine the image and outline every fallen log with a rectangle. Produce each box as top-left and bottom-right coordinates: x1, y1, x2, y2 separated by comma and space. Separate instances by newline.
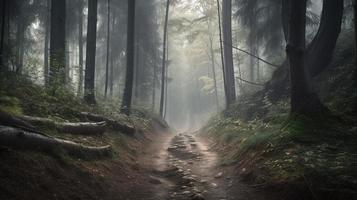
0, 111, 49, 136
20, 115, 107, 135
0, 125, 111, 157
80, 112, 136, 135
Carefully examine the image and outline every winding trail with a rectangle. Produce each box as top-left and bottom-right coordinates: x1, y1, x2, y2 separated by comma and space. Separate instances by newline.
139, 132, 266, 200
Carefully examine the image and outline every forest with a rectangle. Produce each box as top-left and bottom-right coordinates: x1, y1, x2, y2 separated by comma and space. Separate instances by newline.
0, 0, 356, 199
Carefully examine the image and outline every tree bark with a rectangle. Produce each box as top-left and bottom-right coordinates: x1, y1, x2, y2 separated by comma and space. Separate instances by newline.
0, 126, 111, 157
49, 0, 66, 86
287, 0, 325, 114
77, 0, 84, 96
121, 0, 136, 115
0, 0, 6, 67
266, 0, 343, 102
159, 0, 170, 117
109, 15, 115, 97
44, 0, 50, 86
104, 0, 110, 98
84, 0, 98, 104
20, 116, 107, 135
222, 0, 236, 107
353, 0, 357, 114
80, 112, 136, 135
15, 20, 25, 74
216, 0, 228, 108
208, 33, 219, 112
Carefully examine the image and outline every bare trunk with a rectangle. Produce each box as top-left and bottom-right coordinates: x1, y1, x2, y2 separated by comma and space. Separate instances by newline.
44, 0, 50, 86
84, 0, 98, 104
287, 0, 325, 114
159, 0, 170, 117
20, 116, 107, 135
104, 0, 110, 98
15, 21, 25, 74
49, 0, 66, 86
164, 37, 169, 119
134, 42, 140, 104
266, 0, 343, 101
80, 112, 136, 135
152, 34, 158, 111
0, 126, 111, 157
109, 15, 115, 97
216, 0, 228, 107
209, 34, 219, 112
77, 0, 84, 96
121, 0, 136, 115
222, 0, 236, 107
353, 0, 357, 114
0, 0, 6, 67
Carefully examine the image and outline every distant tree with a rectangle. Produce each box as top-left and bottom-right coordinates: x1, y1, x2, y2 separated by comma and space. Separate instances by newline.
43, 0, 50, 86
222, 0, 236, 107
49, 0, 66, 87
77, 0, 84, 96
104, 0, 110, 98
160, 0, 170, 117
0, 0, 6, 68
84, 0, 98, 104
121, 0, 136, 115
286, 0, 325, 114
217, 0, 227, 108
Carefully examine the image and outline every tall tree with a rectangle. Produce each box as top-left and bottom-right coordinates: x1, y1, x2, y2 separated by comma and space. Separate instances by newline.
84, 0, 98, 104
222, 0, 236, 107
217, 0, 227, 108
353, 0, 357, 114
49, 0, 66, 87
121, 0, 136, 115
44, 0, 50, 86
104, 0, 110, 98
77, 0, 84, 96
159, 0, 170, 117
287, 0, 324, 114
109, 16, 114, 97
0, 0, 6, 68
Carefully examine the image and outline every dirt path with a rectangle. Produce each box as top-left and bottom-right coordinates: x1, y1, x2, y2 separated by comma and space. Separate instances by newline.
139, 132, 266, 200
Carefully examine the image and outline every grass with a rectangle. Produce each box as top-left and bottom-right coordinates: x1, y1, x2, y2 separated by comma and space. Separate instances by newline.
201, 108, 357, 199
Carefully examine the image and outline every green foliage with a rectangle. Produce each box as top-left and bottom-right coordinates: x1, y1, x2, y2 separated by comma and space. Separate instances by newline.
0, 71, 88, 120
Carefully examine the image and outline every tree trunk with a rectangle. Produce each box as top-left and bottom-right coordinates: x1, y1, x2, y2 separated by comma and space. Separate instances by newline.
159, 0, 170, 117
306, 0, 343, 77
44, 0, 50, 86
121, 0, 136, 115
15, 20, 25, 74
104, 0, 110, 98
109, 15, 115, 97
84, 0, 98, 104
20, 116, 107, 135
222, 0, 236, 107
77, 0, 84, 96
287, 0, 324, 114
164, 37, 169, 119
266, 0, 343, 102
49, 0, 66, 86
353, 0, 357, 114
216, 0, 228, 108
80, 112, 136, 135
134, 41, 140, 104
0, 0, 6, 67
152, 35, 158, 111
209, 35, 219, 112
0, 126, 111, 157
